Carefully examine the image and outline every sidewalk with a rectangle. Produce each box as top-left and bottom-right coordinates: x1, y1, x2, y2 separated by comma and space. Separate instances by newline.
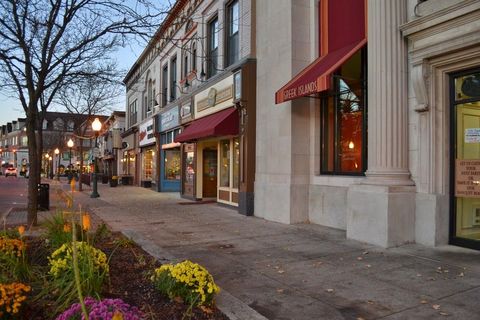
10, 180, 480, 319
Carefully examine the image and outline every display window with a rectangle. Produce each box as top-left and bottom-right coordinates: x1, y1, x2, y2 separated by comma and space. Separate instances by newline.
142, 148, 155, 180
164, 149, 180, 180
321, 48, 367, 175
217, 137, 240, 205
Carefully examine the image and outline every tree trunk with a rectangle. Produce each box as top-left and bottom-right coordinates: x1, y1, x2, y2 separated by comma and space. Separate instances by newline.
26, 107, 39, 227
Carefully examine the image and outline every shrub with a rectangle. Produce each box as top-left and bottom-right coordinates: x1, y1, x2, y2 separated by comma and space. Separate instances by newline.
0, 282, 31, 318
151, 260, 220, 307
48, 242, 109, 310
56, 297, 143, 320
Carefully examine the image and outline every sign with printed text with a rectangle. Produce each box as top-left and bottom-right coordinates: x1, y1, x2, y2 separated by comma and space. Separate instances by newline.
159, 106, 179, 132
465, 128, 480, 143
455, 159, 480, 198
139, 119, 155, 147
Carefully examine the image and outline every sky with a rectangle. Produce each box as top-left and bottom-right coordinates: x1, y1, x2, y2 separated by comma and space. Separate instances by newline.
0, 44, 143, 125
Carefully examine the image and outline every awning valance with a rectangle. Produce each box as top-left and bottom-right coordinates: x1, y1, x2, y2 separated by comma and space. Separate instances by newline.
174, 107, 238, 143
275, 0, 367, 104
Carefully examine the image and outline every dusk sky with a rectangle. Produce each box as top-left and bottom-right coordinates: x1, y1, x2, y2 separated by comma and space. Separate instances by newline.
0, 43, 143, 124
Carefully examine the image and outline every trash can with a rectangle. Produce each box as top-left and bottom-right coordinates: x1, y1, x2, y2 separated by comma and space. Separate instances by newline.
37, 183, 50, 211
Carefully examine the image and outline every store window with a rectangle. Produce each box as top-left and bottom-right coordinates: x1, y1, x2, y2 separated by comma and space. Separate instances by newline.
164, 149, 180, 180
233, 138, 240, 188
226, 0, 239, 67
321, 48, 367, 175
220, 139, 230, 187
185, 150, 195, 184
143, 149, 154, 180
207, 17, 219, 78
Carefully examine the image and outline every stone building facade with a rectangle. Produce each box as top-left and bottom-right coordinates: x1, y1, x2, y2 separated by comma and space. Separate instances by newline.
256, 0, 480, 250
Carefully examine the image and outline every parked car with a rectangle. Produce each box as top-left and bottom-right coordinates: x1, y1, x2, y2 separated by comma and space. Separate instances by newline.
5, 166, 17, 177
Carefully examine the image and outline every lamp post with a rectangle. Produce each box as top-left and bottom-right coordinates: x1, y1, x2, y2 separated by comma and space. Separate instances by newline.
90, 118, 101, 198
54, 148, 60, 180
44, 153, 49, 177
67, 138, 74, 182
49, 156, 53, 179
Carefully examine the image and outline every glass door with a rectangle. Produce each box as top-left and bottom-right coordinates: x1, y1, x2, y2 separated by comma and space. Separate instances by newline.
451, 70, 480, 249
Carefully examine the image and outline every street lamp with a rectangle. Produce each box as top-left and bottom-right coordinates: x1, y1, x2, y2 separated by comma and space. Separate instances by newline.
90, 117, 101, 198
54, 148, 60, 180
67, 138, 74, 182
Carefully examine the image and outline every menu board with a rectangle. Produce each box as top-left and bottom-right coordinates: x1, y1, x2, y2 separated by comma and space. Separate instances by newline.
456, 159, 480, 198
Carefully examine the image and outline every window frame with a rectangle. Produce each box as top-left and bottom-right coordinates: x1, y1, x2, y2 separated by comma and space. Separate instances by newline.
162, 64, 168, 107
207, 15, 219, 78
170, 55, 177, 101
225, 0, 239, 67
320, 47, 368, 176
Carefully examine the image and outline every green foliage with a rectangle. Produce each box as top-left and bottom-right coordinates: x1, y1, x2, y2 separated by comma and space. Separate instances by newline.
92, 223, 110, 245
0, 236, 33, 283
42, 212, 85, 249
47, 241, 109, 312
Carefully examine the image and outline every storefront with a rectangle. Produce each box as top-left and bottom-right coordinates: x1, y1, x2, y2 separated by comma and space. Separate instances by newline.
157, 106, 181, 192
175, 75, 240, 206
120, 127, 137, 185
138, 119, 156, 189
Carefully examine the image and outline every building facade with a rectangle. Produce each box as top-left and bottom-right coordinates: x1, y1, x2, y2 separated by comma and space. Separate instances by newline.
256, 0, 480, 250
124, 0, 256, 215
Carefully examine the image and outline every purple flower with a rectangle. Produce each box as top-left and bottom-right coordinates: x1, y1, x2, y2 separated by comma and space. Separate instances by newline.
56, 297, 143, 320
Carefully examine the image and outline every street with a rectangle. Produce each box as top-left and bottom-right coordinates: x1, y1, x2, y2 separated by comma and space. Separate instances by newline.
0, 174, 28, 214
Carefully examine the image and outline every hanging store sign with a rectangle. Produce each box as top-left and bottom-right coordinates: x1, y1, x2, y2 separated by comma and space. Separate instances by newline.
455, 159, 480, 198
139, 119, 155, 147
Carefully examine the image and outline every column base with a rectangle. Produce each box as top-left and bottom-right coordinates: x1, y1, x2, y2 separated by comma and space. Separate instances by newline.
347, 184, 416, 248
238, 191, 254, 216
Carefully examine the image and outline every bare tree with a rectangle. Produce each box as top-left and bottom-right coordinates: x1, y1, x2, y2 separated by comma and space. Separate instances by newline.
56, 69, 123, 191
0, 0, 169, 226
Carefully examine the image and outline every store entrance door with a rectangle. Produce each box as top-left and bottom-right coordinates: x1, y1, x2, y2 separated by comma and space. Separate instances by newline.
451, 70, 480, 250
203, 148, 217, 198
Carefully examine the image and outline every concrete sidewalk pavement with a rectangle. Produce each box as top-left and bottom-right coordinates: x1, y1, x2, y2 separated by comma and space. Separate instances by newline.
29, 180, 480, 319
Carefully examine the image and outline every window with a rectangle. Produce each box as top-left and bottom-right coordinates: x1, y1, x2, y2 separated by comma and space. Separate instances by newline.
164, 149, 181, 180
129, 99, 138, 127
192, 42, 197, 71
207, 17, 219, 78
226, 0, 239, 67
170, 56, 177, 101
162, 65, 168, 107
220, 139, 230, 187
67, 120, 74, 131
183, 48, 189, 79
321, 48, 367, 175
53, 118, 64, 131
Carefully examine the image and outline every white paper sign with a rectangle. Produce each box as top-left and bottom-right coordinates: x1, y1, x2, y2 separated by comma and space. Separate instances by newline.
465, 128, 480, 143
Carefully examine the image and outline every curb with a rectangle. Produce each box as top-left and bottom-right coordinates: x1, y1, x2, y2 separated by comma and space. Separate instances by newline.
1, 207, 13, 227
120, 229, 269, 320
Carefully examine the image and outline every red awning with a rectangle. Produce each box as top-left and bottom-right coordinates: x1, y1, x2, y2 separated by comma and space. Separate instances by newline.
275, 0, 367, 104
174, 107, 239, 143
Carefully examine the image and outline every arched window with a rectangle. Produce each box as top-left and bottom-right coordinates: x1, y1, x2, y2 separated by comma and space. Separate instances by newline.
53, 118, 64, 131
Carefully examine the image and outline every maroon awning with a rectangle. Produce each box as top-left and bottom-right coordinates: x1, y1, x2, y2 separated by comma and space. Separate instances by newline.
275, 0, 367, 104
174, 107, 238, 143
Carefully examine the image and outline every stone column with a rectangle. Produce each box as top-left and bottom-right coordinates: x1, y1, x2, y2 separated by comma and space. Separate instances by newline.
366, 0, 413, 185
347, 0, 416, 247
